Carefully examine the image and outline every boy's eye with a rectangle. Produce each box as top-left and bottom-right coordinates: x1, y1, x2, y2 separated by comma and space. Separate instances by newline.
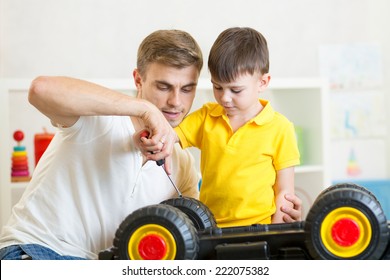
231, 89, 242, 94
213, 85, 222, 90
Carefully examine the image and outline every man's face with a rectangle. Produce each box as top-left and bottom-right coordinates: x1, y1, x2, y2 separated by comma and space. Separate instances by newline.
134, 63, 199, 127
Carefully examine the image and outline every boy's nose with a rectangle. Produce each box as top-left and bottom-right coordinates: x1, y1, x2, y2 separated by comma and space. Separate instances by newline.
220, 91, 232, 103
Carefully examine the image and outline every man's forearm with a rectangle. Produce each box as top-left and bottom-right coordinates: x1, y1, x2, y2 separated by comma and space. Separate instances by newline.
28, 76, 151, 127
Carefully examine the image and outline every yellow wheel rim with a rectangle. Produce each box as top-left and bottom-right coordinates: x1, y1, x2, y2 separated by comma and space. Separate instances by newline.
321, 207, 372, 258
128, 224, 177, 260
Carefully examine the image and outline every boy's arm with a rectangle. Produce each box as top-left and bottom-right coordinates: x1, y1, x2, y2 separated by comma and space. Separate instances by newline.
271, 166, 296, 223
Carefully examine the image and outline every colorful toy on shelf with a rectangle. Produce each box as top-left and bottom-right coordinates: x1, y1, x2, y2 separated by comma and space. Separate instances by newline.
34, 128, 54, 166
11, 130, 31, 182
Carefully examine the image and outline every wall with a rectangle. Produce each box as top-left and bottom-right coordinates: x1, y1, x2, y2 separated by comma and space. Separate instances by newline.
1, 0, 390, 175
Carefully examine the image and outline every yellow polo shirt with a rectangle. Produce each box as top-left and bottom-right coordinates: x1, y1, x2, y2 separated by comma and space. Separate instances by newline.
175, 99, 300, 227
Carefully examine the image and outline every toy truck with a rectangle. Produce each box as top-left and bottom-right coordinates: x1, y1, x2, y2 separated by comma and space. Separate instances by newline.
99, 183, 390, 260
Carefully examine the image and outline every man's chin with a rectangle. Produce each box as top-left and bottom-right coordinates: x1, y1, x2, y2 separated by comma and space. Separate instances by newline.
168, 119, 182, 128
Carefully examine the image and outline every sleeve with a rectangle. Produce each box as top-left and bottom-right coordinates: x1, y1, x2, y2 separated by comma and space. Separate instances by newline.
174, 106, 208, 149
172, 144, 200, 199
57, 116, 114, 144
273, 121, 301, 171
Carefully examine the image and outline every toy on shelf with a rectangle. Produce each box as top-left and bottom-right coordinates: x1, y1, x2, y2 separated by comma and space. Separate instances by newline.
34, 128, 54, 166
11, 130, 31, 182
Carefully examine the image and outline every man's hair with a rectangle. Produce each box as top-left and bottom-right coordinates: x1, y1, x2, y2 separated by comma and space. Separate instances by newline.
137, 30, 203, 77
208, 27, 269, 83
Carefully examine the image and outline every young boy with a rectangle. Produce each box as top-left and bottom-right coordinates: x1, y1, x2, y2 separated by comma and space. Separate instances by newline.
174, 27, 300, 228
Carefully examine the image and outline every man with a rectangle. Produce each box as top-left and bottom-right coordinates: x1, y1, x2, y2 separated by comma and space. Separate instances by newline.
0, 30, 301, 260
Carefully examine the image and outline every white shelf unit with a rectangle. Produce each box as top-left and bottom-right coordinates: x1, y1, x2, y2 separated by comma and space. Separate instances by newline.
262, 78, 331, 218
0, 79, 32, 229
0, 77, 329, 228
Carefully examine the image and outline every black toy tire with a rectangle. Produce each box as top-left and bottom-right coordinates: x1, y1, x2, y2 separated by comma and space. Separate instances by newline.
314, 183, 378, 204
161, 197, 217, 230
305, 188, 388, 259
113, 204, 199, 260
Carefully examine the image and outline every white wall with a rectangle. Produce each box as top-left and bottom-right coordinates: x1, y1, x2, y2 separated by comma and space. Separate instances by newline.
1, 0, 390, 176
1, 0, 389, 79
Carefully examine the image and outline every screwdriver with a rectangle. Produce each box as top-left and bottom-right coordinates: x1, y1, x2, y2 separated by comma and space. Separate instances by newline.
140, 130, 183, 197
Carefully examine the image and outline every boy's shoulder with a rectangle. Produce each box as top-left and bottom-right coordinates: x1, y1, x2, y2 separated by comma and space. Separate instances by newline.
197, 102, 223, 116
258, 100, 292, 127
202, 102, 219, 110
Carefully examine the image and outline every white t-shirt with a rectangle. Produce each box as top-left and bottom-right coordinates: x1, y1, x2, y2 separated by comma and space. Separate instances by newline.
0, 116, 199, 259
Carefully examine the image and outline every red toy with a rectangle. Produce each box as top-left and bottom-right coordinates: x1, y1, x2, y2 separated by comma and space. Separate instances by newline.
34, 128, 54, 166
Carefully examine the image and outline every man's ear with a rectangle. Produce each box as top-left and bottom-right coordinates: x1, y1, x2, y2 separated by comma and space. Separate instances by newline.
133, 69, 145, 98
259, 73, 271, 92
133, 69, 143, 90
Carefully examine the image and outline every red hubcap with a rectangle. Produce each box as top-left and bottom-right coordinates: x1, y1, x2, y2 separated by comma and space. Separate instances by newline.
331, 218, 360, 246
138, 234, 167, 260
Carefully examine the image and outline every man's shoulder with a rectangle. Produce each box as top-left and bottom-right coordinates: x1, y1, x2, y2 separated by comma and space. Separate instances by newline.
172, 143, 195, 163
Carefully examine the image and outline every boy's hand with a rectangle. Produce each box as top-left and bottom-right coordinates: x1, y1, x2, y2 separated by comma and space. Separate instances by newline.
281, 193, 302, 222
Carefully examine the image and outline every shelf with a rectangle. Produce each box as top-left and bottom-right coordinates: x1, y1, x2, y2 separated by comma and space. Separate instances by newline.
10, 182, 30, 189
295, 165, 324, 173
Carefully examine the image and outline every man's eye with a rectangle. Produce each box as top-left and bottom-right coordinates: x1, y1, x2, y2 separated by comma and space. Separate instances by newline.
157, 86, 169, 91
182, 87, 194, 93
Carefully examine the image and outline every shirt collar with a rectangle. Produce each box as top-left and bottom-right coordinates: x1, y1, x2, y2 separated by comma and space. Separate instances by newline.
210, 99, 275, 125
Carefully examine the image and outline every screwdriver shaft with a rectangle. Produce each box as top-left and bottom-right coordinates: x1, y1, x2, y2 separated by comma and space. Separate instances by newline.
163, 168, 182, 197
139, 130, 182, 197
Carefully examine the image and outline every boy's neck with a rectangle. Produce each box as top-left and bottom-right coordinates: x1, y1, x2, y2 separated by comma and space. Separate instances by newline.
227, 101, 264, 132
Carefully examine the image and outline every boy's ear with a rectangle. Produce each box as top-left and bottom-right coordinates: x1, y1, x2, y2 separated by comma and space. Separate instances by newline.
259, 73, 271, 91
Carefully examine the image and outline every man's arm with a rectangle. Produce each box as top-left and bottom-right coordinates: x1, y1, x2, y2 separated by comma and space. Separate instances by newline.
28, 76, 176, 169
29, 76, 156, 127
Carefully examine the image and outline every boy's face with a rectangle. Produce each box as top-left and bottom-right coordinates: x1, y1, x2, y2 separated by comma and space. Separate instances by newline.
211, 72, 270, 118
133, 62, 199, 128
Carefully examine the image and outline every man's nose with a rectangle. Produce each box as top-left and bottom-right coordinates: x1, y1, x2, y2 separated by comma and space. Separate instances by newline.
167, 91, 181, 106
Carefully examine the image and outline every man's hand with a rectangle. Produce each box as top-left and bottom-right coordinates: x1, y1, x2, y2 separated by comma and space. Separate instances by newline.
281, 193, 302, 222
133, 105, 178, 174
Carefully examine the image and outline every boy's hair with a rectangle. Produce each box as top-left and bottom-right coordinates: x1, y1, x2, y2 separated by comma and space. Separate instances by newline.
208, 27, 269, 83
137, 29, 203, 78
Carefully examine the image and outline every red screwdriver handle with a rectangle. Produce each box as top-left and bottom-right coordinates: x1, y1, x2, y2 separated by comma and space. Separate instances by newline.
139, 130, 149, 138
139, 130, 165, 166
